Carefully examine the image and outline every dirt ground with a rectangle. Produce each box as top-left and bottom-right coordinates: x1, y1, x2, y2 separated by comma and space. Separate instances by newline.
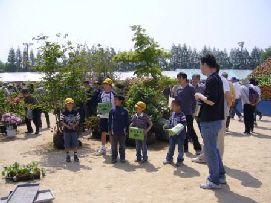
0, 114, 270, 203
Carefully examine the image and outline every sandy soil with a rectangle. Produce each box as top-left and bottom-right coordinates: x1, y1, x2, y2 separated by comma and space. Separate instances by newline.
0, 114, 270, 203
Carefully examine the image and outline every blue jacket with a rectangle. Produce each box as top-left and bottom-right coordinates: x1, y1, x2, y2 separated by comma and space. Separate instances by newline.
166, 112, 187, 139
108, 106, 129, 136
175, 85, 196, 116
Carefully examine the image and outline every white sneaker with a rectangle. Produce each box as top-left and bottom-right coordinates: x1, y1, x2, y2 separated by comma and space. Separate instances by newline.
192, 156, 206, 163
200, 179, 221, 189
107, 148, 112, 154
220, 177, 227, 184
96, 149, 106, 156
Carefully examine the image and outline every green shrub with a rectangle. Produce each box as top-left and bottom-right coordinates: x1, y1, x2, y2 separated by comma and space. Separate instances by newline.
126, 82, 168, 127
144, 75, 177, 91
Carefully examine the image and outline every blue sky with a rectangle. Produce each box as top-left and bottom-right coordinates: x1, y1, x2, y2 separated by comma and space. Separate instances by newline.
0, 0, 271, 62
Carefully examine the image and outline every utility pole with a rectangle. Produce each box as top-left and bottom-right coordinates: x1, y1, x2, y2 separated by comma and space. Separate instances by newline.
23, 42, 33, 71
238, 41, 244, 69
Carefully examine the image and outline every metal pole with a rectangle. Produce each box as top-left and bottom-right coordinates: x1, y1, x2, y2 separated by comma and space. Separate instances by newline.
23, 42, 33, 71
238, 42, 244, 69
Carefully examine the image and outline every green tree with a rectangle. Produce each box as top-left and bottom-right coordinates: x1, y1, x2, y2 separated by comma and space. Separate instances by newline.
7, 48, 16, 72
33, 34, 88, 129
15, 47, 22, 71
0, 60, 6, 72
87, 45, 116, 80
30, 49, 35, 68
114, 25, 170, 79
260, 47, 271, 64
22, 50, 29, 71
250, 47, 262, 69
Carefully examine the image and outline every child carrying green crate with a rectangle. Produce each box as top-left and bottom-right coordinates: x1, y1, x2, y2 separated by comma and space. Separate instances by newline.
163, 99, 186, 167
130, 101, 153, 163
96, 78, 116, 156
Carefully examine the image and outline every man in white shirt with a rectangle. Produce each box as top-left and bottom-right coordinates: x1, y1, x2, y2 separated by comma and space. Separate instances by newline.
240, 78, 255, 134
218, 72, 232, 158
230, 77, 242, 120
254, 80, 263, 121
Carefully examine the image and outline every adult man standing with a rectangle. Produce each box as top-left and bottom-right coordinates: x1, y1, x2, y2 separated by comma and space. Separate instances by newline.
240, 79, 256, 134
195, 54, 226, 189
222, 72, 235, 132
191, 68, 232, 163
171, 79, 182, 98
37, 86, 50, 129
21, 89, 41, 135
175, 72, 201, 155
230, 77, 242, 120
192, 74, 205, 131
87, 81, 102, 116
254, 80, 263, 121
218, 70, 232, 159
250, 78, 262, 126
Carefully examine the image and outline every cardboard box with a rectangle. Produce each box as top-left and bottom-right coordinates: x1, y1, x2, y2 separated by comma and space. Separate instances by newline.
129, 127, 144, 140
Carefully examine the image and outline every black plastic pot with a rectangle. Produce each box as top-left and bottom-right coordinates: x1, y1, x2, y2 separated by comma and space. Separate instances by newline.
53, 131, 82, 149
154, 118, 170, 141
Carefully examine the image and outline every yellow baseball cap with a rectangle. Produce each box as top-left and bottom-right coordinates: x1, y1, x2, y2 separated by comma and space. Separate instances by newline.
103, 78, 113, 85
135, 101, 146, 111
65, 98, 74, 105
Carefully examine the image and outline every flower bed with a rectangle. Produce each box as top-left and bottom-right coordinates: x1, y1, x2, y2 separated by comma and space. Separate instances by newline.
2, 162, 45, 182
250, 56, 271, 99
1, 113, 22, 126
260, 86, 271, 99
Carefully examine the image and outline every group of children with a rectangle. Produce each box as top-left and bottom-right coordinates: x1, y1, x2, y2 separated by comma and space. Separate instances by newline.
60, 78, 187, 166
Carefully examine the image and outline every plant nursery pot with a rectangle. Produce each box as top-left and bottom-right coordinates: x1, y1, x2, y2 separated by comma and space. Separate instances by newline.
53, 131, 65, 149
33, 173, 41, 180
0, 125, 7, 133
6, 129, 16, 138
17, 174, 31, 181
53, 131, 82, 149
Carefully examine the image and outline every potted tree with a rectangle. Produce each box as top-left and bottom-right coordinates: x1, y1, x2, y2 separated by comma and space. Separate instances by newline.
33, 34, 88, 148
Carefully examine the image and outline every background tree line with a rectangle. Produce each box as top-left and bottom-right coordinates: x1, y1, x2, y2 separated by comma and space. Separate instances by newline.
0, 43, 270, 73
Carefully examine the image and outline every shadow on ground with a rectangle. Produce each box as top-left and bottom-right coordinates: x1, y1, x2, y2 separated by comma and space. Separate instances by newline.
174, 164, 200, 178
226, 131, 271, 139
215, 184, 258, 203
103, 155, 161, 173
21, 142, 94, 173
225, 166, 262, 188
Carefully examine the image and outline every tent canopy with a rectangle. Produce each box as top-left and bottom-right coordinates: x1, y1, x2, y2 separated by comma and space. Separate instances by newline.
0, 72, 45, 82
0, 69, 253, 82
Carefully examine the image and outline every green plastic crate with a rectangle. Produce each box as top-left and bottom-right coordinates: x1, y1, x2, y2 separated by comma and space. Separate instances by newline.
168, 124, 184, 136
129, 127, 144, 141
98, 103, 112, 114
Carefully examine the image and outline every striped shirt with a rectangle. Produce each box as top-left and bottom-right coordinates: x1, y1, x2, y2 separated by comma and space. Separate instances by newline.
131, 113, 151, 130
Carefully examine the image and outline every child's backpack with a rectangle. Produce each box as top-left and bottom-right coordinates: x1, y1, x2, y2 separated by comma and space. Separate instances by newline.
249, 87, 259, 106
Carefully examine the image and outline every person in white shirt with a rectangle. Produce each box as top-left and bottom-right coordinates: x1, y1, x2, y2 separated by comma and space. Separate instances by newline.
230, 77, 242, 120
171, 84, 182, 98
218, 71, 232, 158
254, 80, 263, 121
240, 78, 256, 134
222, 73, 236, 132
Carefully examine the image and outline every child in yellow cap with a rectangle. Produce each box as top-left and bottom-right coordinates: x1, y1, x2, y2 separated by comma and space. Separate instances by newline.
130, 101, 153, 163
60, 98, 80, 162
96, 78, 116, 156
